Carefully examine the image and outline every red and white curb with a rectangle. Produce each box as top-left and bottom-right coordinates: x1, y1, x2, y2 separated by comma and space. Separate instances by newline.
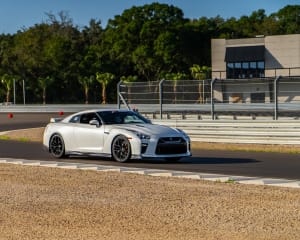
1, 158, 300, 189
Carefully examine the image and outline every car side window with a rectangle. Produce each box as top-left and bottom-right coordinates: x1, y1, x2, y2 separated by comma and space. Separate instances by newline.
80, 113, 100, 124
69, 115, 80, 123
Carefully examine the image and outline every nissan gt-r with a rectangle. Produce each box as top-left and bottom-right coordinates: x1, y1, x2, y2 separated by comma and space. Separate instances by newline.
43, 109, 191, 162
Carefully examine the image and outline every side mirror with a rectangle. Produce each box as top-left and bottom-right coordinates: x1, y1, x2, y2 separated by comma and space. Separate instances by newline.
89, 119, 100, 127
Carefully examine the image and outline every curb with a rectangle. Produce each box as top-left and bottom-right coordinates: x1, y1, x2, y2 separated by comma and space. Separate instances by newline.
0, 158, 300, 189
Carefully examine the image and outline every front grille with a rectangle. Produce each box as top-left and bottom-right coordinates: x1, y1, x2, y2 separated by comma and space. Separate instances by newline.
155, 137, 187, 155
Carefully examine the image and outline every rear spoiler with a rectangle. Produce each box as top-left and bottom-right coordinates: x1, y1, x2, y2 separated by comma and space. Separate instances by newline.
50, 117, 64, 123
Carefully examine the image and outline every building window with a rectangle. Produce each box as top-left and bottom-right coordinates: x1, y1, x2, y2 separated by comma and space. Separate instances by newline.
226, 61, 265, 79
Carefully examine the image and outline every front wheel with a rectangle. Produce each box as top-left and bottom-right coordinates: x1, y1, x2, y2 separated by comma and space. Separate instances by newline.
112, 135, 131, 163
49, 134, 66, 158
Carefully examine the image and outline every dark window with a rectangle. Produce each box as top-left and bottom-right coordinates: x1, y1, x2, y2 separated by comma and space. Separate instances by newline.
69, 115, 80, 123
226, 61, 265, 79
225, 45, 265, 79
80, 113, 100, 124
97, 111, 149, 125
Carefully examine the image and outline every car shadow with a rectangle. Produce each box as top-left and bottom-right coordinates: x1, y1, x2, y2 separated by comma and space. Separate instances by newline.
126, 156, 259, 165
61, 155, 259, 166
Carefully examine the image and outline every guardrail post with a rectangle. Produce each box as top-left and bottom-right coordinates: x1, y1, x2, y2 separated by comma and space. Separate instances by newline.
211, 78, 217, 120
117, 81, 122, 109
23, 79, 26, 105
117, 81, 131, 110
159, 79, 165, 119
274, 76, 281, 120
13, 79, 16, 104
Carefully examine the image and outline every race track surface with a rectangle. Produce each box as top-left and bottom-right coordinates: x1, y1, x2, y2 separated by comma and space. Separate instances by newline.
0, 112, 300, 180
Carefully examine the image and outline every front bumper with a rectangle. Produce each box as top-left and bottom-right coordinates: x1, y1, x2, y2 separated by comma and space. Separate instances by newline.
138, 137, 191, 159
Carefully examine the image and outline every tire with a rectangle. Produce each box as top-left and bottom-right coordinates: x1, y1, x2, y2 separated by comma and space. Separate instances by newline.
49, 134, 66, 158
111, 135, 131, 163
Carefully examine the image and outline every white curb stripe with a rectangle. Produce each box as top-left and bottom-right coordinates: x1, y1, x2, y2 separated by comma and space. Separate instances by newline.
0, 158, 300, 189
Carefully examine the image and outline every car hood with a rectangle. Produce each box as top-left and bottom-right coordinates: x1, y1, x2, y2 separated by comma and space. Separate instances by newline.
105, 123, 182, 136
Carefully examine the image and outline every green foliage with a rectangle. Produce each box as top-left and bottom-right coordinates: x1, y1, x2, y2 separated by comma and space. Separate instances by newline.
0, 4, 298, 103
38, 76, 54, 104
1, 73, 14, 102
120, 75, 138, 83
164, 72, 189, 81
190, 65, 211, 80
78, 75, 95, 104
96, 72, 115, 104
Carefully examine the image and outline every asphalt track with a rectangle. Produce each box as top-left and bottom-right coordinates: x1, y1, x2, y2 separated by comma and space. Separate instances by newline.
0, 112, 300, 180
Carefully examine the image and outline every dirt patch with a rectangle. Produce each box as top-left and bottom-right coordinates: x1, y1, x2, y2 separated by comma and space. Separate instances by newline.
0, 127, 44, 142
0, 163, 299, 240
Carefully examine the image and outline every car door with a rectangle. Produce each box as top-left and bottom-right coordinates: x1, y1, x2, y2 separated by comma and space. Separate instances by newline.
72, 112, 104, 153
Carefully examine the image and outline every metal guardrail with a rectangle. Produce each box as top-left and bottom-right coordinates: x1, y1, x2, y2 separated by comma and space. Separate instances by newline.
0, 104, 299, 145
0, 104, 117, 113
2, 103, 300, 119
118, 76, 300, 120
153, 119, 300, 145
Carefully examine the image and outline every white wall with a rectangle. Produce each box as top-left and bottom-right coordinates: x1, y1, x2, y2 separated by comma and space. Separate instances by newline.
265, 34, 300, 76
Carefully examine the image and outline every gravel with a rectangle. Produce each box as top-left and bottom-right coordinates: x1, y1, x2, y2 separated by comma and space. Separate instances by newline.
0, 164, 300, 240
1, 128, 300, 239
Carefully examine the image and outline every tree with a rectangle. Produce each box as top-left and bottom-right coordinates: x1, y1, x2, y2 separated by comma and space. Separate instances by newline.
105, 3, 187, 81
80, 19, 105, 74
164, 72, 188, 103
78, 76, 95, 104
96, 72, 115, 104
1, 74, 14, 103
190, 65, 211, 103
275, 5, 300, 34
38, 76, 54, 104
13, 12, 82, 103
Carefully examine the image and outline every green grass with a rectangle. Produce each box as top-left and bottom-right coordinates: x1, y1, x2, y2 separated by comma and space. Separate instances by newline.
0, 135, 30, 142
192, 142, 300, 154
0, 135, 10, 140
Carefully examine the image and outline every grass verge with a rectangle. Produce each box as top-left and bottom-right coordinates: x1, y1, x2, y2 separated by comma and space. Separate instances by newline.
192, 142, 300, 154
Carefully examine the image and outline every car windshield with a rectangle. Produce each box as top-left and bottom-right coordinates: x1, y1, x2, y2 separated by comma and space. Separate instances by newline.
97, 111, 150, 125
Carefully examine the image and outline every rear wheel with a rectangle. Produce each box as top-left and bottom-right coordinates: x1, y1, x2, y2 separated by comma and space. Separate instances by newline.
49, 134, 66, 158
112, 135, 131, 163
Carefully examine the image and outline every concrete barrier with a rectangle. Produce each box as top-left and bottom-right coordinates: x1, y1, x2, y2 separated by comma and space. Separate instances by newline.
153, 119, 300, 145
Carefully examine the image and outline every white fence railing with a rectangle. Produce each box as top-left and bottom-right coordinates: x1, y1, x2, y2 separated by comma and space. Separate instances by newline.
1, 105, 300, 145
153, 119, 300, 145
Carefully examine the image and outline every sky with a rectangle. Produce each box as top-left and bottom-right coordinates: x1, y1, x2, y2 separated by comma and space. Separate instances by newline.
0, 0, 299, 34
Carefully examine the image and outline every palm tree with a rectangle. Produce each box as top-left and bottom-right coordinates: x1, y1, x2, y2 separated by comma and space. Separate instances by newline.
96, 72, 115, 104
78, 76, 95, 104
1, 74, 14, 103
164, 73, 188, 104
190, 65, 211, 103
38, 76, 54, 104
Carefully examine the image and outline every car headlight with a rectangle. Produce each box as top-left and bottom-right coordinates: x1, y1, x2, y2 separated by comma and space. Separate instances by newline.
175, 128, 189, 139
136, 132, 151, 140
129, 130, 151, 140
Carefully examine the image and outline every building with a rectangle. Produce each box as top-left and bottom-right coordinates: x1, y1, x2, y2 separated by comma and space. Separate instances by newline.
212, 34, 300, 79
211, 34, 300, 103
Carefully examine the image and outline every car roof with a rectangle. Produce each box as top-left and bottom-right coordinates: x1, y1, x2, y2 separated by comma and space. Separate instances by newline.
62, 109, 132, 122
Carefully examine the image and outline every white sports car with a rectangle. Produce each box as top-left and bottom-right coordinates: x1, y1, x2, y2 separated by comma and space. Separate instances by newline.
43, 109, 191, 162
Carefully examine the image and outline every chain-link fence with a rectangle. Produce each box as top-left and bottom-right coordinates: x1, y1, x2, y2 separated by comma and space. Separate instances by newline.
118, 76, 300, 119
